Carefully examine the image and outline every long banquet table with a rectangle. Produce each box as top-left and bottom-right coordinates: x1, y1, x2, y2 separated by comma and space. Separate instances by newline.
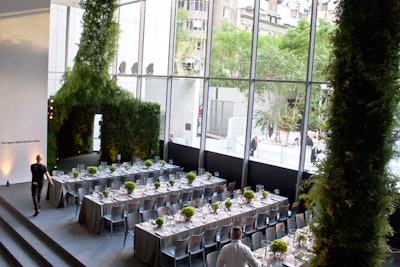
252, 226, 314, 267
48, 163, 179, 208
134, 193, 287, 267
78, 175, 226, 233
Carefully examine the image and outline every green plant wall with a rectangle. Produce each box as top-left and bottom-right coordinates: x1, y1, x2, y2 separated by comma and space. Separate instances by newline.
100, 98, 160, 164
305, 1, 400, 266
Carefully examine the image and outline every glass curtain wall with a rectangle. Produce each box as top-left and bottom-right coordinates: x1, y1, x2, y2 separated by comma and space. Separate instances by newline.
48, 0, 342, 177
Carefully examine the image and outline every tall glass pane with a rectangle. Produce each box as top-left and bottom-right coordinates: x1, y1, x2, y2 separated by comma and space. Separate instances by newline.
116, 3, 141, 76
48, 4, 67, 96
312, 0, 336, 82
305, 83, 330, 171
205, 79, 249, 157
67, 7, 84, 68
170, 78, 203, 148
174, 0, 208, 76
210, 1, 252, 79
251, 81, 306, 169
142, 78, 168, 140
142, 0, 171, 76
256, 0, 309, 81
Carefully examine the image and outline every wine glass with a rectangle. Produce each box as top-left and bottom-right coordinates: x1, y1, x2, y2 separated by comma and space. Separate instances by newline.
261, 240, 270, 259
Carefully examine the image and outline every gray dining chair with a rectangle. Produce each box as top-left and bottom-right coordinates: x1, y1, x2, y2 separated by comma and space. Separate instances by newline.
123, 212, 141, 247
268, 208, 279, 227
241, 236, 251, 248
189, 232, 205, 267
296, 213, 305, 228
278, 203, 290, 223
217, 223, 232, 249
141, 209, 157, 222
206, 251, 219, 267
256, 211, 268, 233
244, 215, 257, 237
204, 226, 218, 252
102, 205, 125, 238
141, 198, 155, 211
251, 231, 263, 251
276, 222, 286, 239
162, 236, 190, 267
287, 217, 296, 233
75, 187, 89, 216
265, 226, 276, 242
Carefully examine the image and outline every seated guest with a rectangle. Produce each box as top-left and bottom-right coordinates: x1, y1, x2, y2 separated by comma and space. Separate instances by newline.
216, 226, 261, 267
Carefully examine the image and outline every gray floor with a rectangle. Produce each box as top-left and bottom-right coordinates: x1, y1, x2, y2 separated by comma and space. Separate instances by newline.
1, 153, 400, 267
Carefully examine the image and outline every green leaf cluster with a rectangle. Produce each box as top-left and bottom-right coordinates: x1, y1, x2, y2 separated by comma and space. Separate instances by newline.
243, 190, 255, 200
303, 1, 400, 266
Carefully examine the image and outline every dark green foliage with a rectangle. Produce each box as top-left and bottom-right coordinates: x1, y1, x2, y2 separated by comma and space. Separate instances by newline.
100, 97, 160, 163
306, 1, 400, 266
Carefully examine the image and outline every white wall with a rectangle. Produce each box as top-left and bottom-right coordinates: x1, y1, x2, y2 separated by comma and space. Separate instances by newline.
0, 0, 50, 185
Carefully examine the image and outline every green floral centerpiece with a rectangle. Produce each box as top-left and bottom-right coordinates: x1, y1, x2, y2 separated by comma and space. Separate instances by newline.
144, 159, 153, 168
103, 188, 110, 198
207, 172, 212, 179
297, 233, 307, 247
243, 189, 255, 203
154, 181, 161, 189
181, 206, 195, 221
224, 199, 232, 210
124, 164, 131, 170
271, 239, 288, 258
88, 166, 98, 175
73, 171, 80, 178
155, 217, 165, 227
211, 202, 219, 213
160, 160, 166, 166
109, 166, 116, 172
262, 190, 269, 199
124, 181, 136, 194
186, 172, 196, 183
169, 179, 175, 186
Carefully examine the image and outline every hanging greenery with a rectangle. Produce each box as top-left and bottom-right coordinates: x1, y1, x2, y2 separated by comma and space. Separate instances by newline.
303, 1, 400, 266
48, 0, 160, 169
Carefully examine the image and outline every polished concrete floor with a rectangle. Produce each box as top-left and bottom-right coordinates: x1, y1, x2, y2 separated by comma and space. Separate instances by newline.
1, 153, 400, 267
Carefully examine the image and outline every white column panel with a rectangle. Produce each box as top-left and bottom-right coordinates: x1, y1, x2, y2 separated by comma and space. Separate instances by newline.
0, 0, 50, 184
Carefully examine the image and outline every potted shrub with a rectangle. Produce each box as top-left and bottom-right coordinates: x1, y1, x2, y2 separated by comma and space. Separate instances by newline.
186, 172, 196, 183
224, 199, 232, 211
297, 234, 307, 247
155, 217, 165, 227
181, 206, 195, 221
73, 171, 80, 178
154, 181, 161, 189
144, 159, 153, 168
169, 179, 175, 187
271, 239, 288, 259
124, 181, 136, 194
88, 166, 98, 175
243, 189, 255, 203
211, 202, 219, 213
109, 166, 116, 172
103, 188, 110, 198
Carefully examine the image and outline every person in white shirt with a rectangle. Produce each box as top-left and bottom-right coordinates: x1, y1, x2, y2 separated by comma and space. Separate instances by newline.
216, 226, 262, 267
